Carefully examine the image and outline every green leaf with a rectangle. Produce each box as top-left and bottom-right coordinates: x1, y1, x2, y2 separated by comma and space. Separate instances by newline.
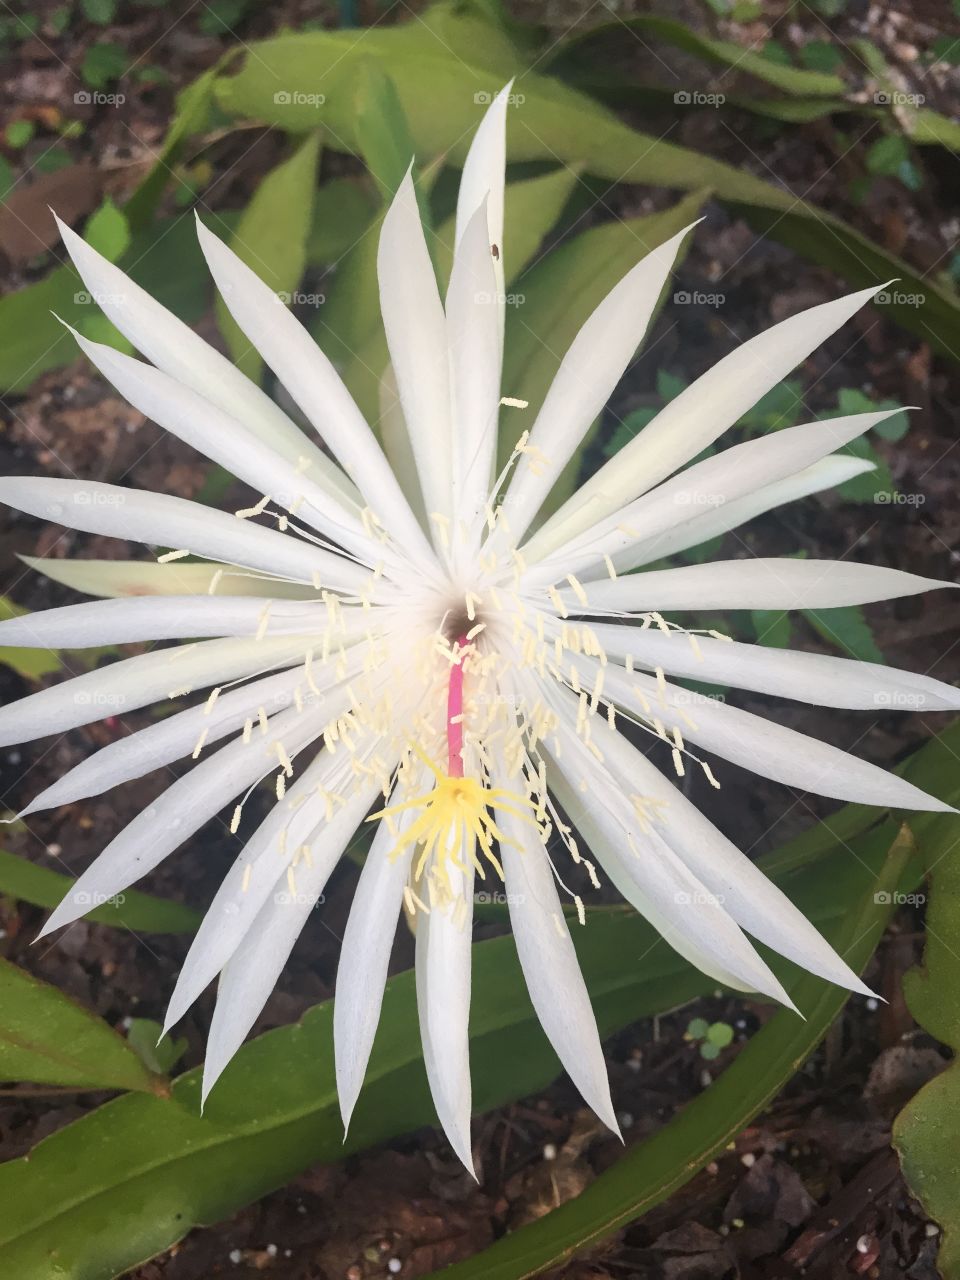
81, 42, 126, 90
353, 61, 421, 205
706, 1021, 734, 1047
0, 155, 13, 200
0, 957, 162, 1092
804, 604, 884, 663
0, 211, 216, 392
4, 119, 34, 149
199, 0, 252, 35
305, 177, 378, 265
0, 596, 63, 680
81, 0, 118, 24
424, 826, 917, 1280
866, 133, 911, 176
894, 752, 960, 1276
214, 131, 321, 382
498, 190, 708, 515
0, 848, 201, 933
125, 1019, 188, 1075
83, 197, 130, 263
205, 12, 960, 360
0, 769, 929, 1278
751, 609, 792, 649
798, 40, 845, 73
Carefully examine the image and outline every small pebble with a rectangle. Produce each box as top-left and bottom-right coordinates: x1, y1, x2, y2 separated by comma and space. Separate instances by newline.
617, 1112, 634, 1130
856, 1234, 872, 1254
926, 1223, 940, 1238
866, 998, 879, 1012
266, 1244, 278, 1258
228, 1250, 242, 1265
543, 1143, 557, 1161
388, 1260, 402, 1274
741, 1152, 756, 1168
706, 1161, 719, 1176
46, 843, 62, 856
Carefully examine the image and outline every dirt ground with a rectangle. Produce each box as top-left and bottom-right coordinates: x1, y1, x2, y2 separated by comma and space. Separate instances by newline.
1, 0, 958, 1277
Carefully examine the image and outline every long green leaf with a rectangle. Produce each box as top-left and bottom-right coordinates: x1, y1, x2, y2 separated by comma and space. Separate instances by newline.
0, 958, 163, 1093
0, 849, 201, 934
209, 9, 960, 359
426, 825, 918, 1280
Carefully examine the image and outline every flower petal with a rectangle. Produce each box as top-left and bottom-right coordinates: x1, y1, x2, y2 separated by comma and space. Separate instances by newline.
37, 702, 326, 939
55, 214, 357, 503
571, 558, 954, 613
0, 633, 312, 747
500, 223, 697, 545
19, 665, 315, 816
335, 807, 415, 1130
416, 846, 476, 1175
573, 619, 960, 712
201, 780, 379, 1104
195, 217, 436, 571
603, 454, 875, 574
0, 476, 346, 587
378, 168, 452, 534
456, 81, 509, 347
494, 791, 620, 1134
579, 709, 873, 995
20, 555, 319, 600
528, 408, 904, 581
530, 283, 888, 558
446, 197, 501, 549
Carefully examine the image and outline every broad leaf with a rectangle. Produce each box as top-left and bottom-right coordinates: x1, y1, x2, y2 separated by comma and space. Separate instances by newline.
0, 958, 163, 1092
0, 849, 201, 934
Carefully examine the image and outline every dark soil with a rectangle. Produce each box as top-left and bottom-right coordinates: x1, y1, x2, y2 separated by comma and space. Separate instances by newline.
0, 0, 957, 1277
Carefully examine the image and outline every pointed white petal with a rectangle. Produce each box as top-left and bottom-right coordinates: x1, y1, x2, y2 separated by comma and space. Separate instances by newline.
67, 330, 382, 568
200, 781, 378, 1103
378, 169, 451, 529
37, 703, 324, 939
20, 555, 319, 600
0, 633, 310, 747
607, 454, 875, 573
195, 218, 436, 571
529, 408, 903, 581
0, 596, 338, 648
540, 712, 793, 1006
456, 82, 509, 354
335, 811, 414, 1130
581, 708, 873, 995
591, 659, 954, 811
572, 558, 954, 614
494, 795, 619, 1133
0, 477, 342, 587
501, 222, 697, 545
576, 620, 960, 712
20, 664, 316, 815
446, 197, 501, 546
56, 214, 358, 504
416, 849, 475, 1175
530, 283, 889, 558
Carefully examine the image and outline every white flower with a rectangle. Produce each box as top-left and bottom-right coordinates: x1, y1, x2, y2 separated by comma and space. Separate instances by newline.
0, 87, 956, 1173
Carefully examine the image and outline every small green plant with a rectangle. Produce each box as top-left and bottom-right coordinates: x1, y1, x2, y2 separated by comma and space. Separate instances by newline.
685, 1017, 736, 1061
